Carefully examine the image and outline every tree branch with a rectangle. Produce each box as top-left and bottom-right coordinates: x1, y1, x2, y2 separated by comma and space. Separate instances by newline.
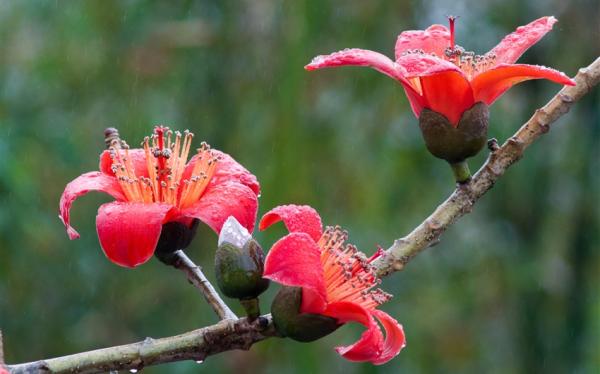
172, 250, 238, 320
5, 57, 599, 373
8, 316, 276, 374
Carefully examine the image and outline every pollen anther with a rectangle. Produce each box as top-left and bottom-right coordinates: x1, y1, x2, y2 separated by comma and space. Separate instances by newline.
110, 126, 219, 208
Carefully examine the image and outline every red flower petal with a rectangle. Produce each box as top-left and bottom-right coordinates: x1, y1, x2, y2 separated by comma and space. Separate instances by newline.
397, 53, 475, 124
487, 16, 558, 66
395, 54, 478, 126
96, 202, 175, 268
395, 24, 451, 60
99, 149, 149, 177
472, 63, 576, 105
401, 85, 426, 119
370, 309, 406, 365
59, 171, 125, 240
419, 70, 475, 125
305, 48, 425, 118
396, 53, 463, 78
325, 301, 385, 363
181, 181, 258, 233
183, 150, 261, 196
300, 287, 329, 315
259, 204, 323, 242
305, 48, 405, 82
263, 232, 327, 310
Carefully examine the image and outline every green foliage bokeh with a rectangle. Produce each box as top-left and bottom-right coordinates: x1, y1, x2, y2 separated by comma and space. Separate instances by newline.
0, 1, 598, 373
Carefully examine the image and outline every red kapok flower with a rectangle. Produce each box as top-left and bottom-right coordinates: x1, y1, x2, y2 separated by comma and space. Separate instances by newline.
260, 205, 405, 365
59, 126, 260, 268
305, 16, 575, 126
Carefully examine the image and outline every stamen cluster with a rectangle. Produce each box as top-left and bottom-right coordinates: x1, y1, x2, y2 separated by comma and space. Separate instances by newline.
318, 226, 391, 309
445, 46, 497, 79
109, 126, 220, 208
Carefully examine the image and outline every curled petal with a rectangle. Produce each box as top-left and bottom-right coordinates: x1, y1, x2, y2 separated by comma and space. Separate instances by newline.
396, 53, 463, 78
183, 150, 261, 196
402, 84, 426, 119
259, 204, 322, 242
472, 63, 576, 105
99, 149, 149, 177
181, 181, 258, 233
305, 48, 425, 118
305, 48, 411, 84
263, 232, 327, 310
397, 52, 476, 124
325, 302, 384, 363
370, 310, 406, 365
96, 202, 175, 268
395, 24, 451, 60
59, 172, 125, 240
487, 16, 558, 65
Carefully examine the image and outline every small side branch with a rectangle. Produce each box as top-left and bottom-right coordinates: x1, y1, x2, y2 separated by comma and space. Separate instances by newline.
372, 56, 600, 276
172, 250, 238, 320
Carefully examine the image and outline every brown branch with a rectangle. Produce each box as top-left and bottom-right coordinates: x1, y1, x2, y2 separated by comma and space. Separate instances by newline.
8, 316, 276, 374
173, 250, 238, 320
5, 57, 600, 373
0, 329, 5, 365
372, 56, 600, 276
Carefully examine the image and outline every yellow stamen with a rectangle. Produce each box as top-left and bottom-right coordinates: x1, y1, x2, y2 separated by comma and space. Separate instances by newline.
318, 226, 391, 310
110, 127, 219, 209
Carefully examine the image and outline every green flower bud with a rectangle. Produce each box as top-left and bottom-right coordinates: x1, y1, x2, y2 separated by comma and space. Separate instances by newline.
419, 102, 489, 183
215, 217, 269, 319
271, 286, 340, 342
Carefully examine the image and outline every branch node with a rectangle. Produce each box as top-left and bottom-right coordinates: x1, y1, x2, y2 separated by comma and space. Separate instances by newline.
559, 93, 574, 103
487, 138, 500, 152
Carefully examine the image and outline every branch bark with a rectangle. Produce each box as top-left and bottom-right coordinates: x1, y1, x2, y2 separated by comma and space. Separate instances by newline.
8, 316, 276, 374
6, 57, 600, 373
172, 250, 238, 320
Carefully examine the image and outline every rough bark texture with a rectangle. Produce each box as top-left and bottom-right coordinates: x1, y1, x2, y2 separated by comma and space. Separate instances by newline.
8, 317, 276, 374
5, 57, 600, 373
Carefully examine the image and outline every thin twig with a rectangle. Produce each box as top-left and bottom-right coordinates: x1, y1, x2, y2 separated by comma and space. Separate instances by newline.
5, 56, 600, 373
173, 250, 238, 320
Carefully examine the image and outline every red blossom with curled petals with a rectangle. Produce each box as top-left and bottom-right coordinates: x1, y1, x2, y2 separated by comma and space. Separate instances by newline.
59, 126, 260, 268
306, 16, 575, 126
261, 204, 405, 365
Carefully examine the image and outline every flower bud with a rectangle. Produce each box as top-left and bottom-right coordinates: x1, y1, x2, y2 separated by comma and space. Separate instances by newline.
419, 102, 489, 182
215, 217, 269, 318
154, 218, 199, 265
271, 286, 340, 342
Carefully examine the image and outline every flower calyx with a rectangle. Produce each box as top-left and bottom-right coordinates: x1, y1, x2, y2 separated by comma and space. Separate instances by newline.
418, 101, 489, 182
271, 286, 340, 342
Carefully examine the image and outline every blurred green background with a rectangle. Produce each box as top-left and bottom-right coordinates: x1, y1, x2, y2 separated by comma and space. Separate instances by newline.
0, 1, 598, 373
